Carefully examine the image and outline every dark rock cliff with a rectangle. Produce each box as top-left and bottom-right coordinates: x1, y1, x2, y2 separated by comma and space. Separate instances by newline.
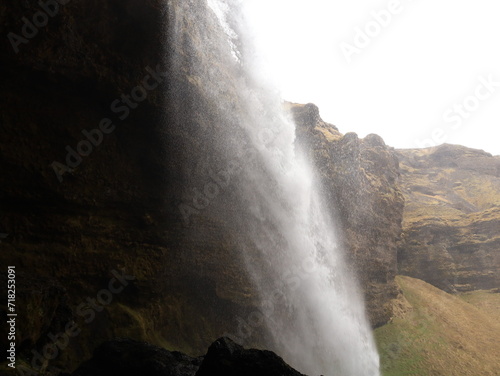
290, 103, 404, 327
1, 0, 236, 372
396, 145, 500, 292
0, 1, 404, 374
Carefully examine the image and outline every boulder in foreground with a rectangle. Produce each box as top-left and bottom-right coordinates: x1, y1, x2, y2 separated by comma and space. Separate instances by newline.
195, 337, 307, 376
71, 338, 202, 376
71, 337, 308, 376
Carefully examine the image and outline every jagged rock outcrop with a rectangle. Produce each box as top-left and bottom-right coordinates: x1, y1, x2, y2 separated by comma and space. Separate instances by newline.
290, 103, 405, 327
196, 337, 307, 376
396, 145, 500, 291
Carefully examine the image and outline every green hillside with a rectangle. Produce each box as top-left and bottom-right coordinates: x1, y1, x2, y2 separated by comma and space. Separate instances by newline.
375, 276, 500, 376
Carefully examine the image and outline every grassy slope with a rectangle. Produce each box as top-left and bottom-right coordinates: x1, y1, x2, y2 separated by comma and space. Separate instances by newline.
375, 276, 500, 376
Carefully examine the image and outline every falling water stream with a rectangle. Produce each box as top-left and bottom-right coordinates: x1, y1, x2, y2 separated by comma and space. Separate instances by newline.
168, 1, 380, 375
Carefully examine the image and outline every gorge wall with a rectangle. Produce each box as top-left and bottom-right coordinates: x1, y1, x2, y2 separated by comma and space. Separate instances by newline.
396, 145, 500, 292
4, 0, 498, 375
0, 1, 405, 373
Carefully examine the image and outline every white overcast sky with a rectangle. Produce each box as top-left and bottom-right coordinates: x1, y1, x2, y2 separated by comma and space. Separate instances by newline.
241, 0, 500, 156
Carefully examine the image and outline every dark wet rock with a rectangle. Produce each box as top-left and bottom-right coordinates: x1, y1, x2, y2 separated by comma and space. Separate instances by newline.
195, 337, 307, 376
0, 0, 254, 371
72, 339, 202, 376
70, 338, 308, 376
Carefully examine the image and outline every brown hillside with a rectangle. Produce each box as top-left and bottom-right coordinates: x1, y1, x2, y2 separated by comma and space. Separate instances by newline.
376, 275, 500, 376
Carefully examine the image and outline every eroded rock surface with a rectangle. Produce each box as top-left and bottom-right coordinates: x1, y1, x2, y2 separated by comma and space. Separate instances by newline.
290, 103, 405, 327
396, 145, 500, 291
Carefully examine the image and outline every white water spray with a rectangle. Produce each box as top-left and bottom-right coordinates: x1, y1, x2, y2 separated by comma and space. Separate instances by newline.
168, 1, 380, 375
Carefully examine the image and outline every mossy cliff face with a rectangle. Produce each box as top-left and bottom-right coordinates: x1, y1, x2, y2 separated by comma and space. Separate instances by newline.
396, 145, 500, 292
0, 1, 403, 374
0, 0, 249, 372
290, 103, 405, 327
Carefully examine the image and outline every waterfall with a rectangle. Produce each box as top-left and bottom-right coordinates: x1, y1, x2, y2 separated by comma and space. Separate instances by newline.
167, 1, 380, 375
